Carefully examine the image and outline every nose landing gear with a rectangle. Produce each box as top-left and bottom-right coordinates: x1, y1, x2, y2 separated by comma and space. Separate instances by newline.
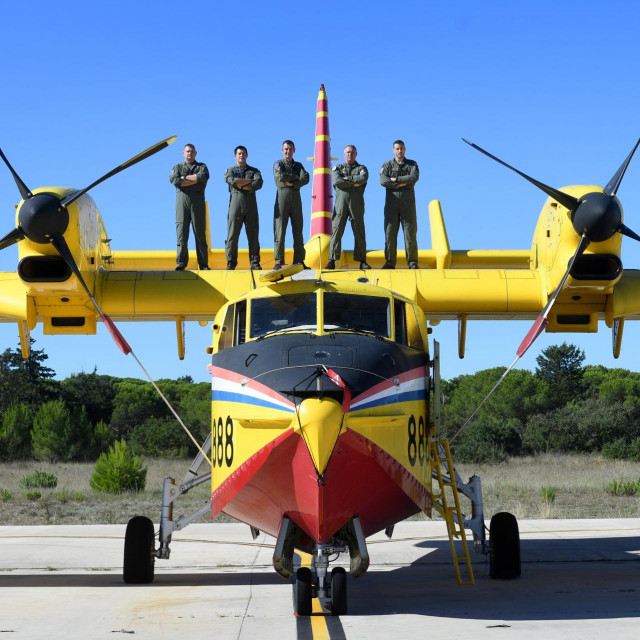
294, 543, 349, 616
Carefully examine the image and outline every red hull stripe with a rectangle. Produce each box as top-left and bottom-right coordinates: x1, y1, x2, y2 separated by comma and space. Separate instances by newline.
211, 428, 296, 517
211, 427, 431, 541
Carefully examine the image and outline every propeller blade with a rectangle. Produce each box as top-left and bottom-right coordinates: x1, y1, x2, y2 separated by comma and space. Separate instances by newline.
49, 234, 131, 354
0, 148, 32, 200
516, 234, 590, 357
49, 234, 95, 300
462, 138, 581, 212
61, 135, 178, 208
618, 222, 640, 243
0, 226, 26, 251
603, 137, 640, 197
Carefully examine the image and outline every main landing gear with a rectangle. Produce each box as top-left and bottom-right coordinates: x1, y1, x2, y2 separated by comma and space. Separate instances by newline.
489, 511, 521, 579
122, 434, 212, 584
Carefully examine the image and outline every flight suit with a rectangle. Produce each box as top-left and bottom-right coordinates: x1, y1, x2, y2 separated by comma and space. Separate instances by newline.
329, 162, 368, 262
169, 161, 210, 269
380, 158, 420, 267
273, 159, 310, 265
224, 164, 263, 269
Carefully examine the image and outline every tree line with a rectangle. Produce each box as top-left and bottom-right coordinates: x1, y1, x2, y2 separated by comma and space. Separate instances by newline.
1, 340, 639, 463
0, 341, 209, 462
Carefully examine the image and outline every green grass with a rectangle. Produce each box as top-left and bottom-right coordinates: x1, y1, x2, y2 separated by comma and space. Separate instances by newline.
0, 454, 639, 525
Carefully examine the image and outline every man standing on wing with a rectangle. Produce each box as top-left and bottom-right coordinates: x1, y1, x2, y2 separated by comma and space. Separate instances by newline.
273, 139, 310, 270
170, 143, 210, 270
380, 139, 420, 269
224, 145, 263, 270
326, 144, 370, 270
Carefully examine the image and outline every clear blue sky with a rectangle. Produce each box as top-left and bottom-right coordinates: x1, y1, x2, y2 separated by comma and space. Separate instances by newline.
2, 1, 640, 382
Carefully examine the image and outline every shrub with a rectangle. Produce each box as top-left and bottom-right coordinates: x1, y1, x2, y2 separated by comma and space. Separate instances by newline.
0, 488, 13, 501
54, 489, 86, 503
90, 440, 147, 493
606, 479, 640, 496
19, 469, 58, 489
602, 438, 640, 461
25, 491, 41, 500
540, 487, 556, 503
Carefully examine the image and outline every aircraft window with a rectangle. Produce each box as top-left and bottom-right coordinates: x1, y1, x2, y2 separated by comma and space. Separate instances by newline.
218, 304, 235, 351
235, 300, 246, 345
406, 305, 425, 351
250, 293, 317, 338
394, 299, 408, 345
324, 293, 390, 337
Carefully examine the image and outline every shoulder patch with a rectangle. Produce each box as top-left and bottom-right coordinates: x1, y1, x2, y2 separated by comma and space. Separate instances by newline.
380, 168, 384, 175
273, 161, 281, 169
332, 166, 338, 171
359, 168, 365, 174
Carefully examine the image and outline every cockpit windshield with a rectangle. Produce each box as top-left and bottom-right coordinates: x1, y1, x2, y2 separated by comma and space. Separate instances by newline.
324, 293, 390, 337
250, 292, 317, 338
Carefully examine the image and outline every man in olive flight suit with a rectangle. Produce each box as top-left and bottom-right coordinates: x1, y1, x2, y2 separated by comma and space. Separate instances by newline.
380, 139, 420, 269
326, 144, 370, 270
273, 139, 310, 269
169, 143, 210, 270
224, 145, 263, 270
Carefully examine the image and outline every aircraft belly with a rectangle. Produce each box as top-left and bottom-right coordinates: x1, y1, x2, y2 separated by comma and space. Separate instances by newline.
213, 428, 427, 543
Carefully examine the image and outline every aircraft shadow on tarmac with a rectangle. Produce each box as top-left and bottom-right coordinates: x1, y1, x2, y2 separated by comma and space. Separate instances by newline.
1, 535, 639, 621
347, 535, 640, 621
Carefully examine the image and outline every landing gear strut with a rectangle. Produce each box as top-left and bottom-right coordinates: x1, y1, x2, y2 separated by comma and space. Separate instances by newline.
284, 515, 368, 616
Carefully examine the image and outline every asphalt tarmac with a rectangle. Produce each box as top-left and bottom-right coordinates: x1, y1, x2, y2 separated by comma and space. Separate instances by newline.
1, 519, 639, 639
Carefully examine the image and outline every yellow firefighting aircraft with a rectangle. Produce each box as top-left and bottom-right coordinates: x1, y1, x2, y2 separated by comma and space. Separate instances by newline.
2, 85, 640, 616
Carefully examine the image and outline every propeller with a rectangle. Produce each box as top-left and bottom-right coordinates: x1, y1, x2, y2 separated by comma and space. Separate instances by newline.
463, 136, 640, 357
452, 137, 640, 440
0, 135, 177, 352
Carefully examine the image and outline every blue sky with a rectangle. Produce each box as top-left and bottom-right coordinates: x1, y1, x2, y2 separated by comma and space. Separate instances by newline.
2, 1, 640, 382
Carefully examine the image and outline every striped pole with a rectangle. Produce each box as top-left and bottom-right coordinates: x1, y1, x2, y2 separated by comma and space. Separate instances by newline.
310, 84, 333, 238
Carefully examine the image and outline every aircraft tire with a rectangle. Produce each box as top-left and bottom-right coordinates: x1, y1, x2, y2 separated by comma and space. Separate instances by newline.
295, 567, 313, 616
123, 516, 155, 584
330, 567, 347, 615
489, 511, 521, 579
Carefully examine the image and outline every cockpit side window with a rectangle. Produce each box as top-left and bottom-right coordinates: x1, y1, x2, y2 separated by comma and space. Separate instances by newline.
406, 304, 425, 351
324, 293, 390, 337
250, 292, 317, 338
218, 304, 235, 351
394, 299, 408, 345
235, 300, 246, 345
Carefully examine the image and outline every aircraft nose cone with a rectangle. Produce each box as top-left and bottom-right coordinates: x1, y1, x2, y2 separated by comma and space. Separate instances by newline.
296, 397, 344, 476
18, 193, 68, 244
572, 192, 621, 243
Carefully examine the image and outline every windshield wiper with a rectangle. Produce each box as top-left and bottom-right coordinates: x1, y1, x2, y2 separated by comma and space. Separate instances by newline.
325, 324, 381, 337
256, 324, 316, 340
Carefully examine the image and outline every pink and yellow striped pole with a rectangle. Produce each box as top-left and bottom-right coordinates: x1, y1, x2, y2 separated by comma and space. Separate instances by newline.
309, 84, 333, 238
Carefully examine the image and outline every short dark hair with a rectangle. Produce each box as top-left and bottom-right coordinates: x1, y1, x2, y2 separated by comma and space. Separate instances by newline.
234, 145, 248, 155
282, 139, 295, 148
393, 140, 405, 147
344, 144, 357, 152
184, 143, 196, 151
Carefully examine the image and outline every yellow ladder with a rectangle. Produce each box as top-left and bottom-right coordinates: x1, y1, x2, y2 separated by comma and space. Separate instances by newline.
430, 438, 474, 585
